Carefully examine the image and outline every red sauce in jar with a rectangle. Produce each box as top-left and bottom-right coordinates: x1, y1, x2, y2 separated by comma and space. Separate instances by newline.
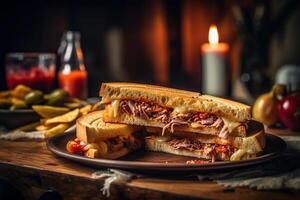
58, 70, 87, 99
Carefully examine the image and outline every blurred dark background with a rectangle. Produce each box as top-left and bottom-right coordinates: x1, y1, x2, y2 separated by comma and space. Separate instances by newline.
1, 0, 300, 98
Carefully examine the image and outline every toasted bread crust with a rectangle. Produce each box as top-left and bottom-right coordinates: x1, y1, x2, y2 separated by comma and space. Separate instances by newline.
103, 108, 247, 137
99, 82, 251, 122
76, 110, 140, 143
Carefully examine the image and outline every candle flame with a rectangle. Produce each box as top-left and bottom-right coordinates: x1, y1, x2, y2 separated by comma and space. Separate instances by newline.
208, 25, 219, 45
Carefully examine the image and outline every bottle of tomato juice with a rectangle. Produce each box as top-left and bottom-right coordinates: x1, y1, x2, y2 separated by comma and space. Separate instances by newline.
58, 31, 88, 99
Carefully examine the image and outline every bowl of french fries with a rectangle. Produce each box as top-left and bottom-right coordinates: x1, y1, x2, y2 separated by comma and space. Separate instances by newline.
0, 103, 101, 141
0, 84, 87, 128
34, 104, 94, 138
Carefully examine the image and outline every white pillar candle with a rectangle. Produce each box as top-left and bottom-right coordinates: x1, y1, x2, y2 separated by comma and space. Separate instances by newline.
201, 25, 229, 96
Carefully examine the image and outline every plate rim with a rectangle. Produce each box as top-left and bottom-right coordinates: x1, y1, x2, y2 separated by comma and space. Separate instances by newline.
47, 131, 287, 171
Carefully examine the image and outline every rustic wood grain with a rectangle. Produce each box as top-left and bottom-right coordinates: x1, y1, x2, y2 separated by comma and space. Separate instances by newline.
0, 129, 299, 199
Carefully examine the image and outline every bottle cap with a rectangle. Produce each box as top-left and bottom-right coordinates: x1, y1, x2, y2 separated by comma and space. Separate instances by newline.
276, 65, 300, 92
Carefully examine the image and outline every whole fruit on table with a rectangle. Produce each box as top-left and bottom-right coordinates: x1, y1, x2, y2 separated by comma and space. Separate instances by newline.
278, 92, 300, 130
252, 84, 286, 126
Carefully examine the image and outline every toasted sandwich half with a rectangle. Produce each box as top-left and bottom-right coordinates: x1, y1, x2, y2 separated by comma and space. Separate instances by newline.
100, 82, 251, 138
66, 110, 143, 159
145, 120, 265, 161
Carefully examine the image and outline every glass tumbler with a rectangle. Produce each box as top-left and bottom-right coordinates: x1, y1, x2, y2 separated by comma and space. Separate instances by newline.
6, 53, 56, 92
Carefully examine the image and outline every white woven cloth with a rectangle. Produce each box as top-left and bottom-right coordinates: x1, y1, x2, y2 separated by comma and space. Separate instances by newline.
92, 169, 141, 197
0, 130, 45, 140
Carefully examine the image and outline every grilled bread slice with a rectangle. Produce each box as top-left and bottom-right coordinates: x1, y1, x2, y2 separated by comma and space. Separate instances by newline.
99, 82, 251, 122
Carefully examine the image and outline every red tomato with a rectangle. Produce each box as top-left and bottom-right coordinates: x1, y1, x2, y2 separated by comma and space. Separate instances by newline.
278, 92, 300, 130
215, 145, 228, 153
199, 112, 210, 119
66, 141, 84, 154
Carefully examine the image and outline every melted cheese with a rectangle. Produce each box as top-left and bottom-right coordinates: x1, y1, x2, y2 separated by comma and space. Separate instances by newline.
173, 106, 189, 114
156, 136, 171, 142
230, 149, 246, 161
106, 105, 114, 118
221, 117, 241, 133
111, 100, 120, 117
191, 122, 202, 128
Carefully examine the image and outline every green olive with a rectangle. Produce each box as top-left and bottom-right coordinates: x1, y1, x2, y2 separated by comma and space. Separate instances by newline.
49, 89, 69, 98
44, 94, 51, 100
9, 103, 28, 110
0, 99, 12, 109
45, 89, 69, 106
25, 90, 44, 105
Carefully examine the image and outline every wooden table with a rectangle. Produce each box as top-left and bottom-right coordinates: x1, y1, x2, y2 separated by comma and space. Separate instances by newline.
0, 128, 299, 200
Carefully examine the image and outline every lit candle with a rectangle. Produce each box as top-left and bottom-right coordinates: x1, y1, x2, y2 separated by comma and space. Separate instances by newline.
201, 25, 229, 96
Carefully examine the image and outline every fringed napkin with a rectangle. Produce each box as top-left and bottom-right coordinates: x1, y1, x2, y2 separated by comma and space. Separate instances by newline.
92, 169, 142, 197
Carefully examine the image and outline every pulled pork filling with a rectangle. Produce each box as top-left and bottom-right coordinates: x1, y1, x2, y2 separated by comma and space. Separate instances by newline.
167, 137, 236, 162
120, 100, 172, 123
119, 100, 225, 136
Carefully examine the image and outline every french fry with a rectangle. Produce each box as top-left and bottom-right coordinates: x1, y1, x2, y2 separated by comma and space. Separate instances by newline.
32, 105, 70, 118
40, 118, 47, 125
79, 105, 92, 115
35, 124, 57, 131
10, 97, 26, 105
9, 97, 28, 110
45, 123, 71, 138
64, 102, 82, 109
11, 85, 32, 100
67, 97, 82, 103
44, 108, 80, 125
91, 101, 104, 111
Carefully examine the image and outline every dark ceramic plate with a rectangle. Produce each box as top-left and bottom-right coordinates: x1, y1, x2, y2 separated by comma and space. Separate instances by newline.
47, 131, 286, 173
0, 109, 40, 129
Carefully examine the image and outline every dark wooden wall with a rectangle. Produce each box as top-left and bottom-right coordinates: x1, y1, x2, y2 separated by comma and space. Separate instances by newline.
0, 0, 299, 96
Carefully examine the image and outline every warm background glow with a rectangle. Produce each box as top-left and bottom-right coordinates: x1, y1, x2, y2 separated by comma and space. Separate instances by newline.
209, 25, 219, 44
